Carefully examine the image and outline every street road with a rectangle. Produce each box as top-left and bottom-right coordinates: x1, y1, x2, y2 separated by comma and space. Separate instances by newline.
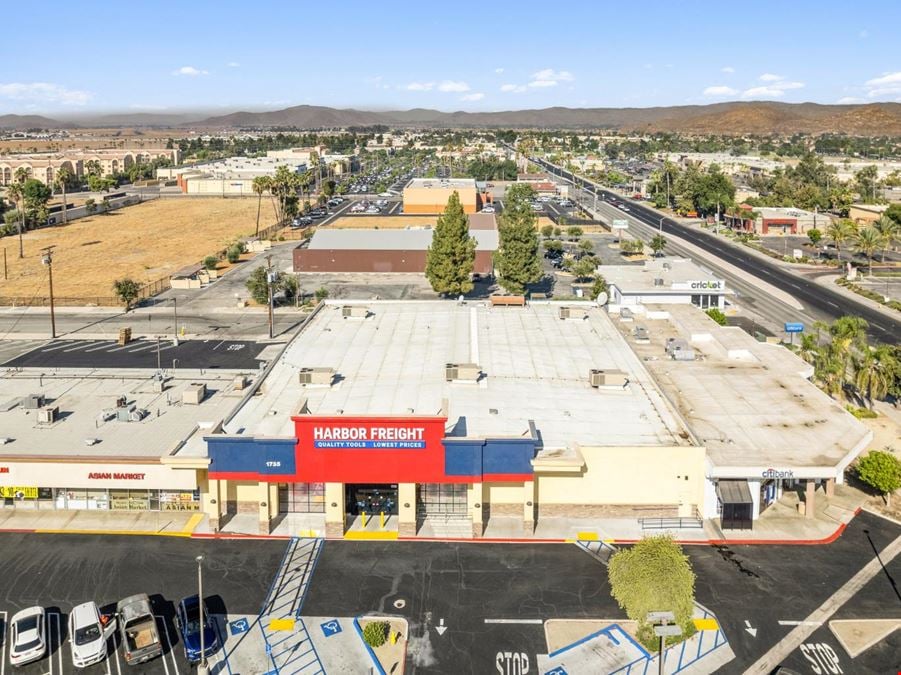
533, 157, 901, 345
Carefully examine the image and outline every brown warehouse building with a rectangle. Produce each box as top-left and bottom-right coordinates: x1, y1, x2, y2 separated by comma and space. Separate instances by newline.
294, 226, 499, 274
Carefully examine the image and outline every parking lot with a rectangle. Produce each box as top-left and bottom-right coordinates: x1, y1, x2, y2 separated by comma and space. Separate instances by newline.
3, 338, 267, 370
0, 533, 288, 674
301, 541, 623, 674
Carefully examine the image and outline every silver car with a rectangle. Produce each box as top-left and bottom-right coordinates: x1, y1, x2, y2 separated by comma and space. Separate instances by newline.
9, 606, 46, 666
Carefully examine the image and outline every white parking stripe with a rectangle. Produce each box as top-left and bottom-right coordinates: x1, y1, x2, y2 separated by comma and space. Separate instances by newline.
39, 342, 74, 352
121, 343, 157, 353
82, 343, 116, 353
156, 615, 179, 675
53, 612, 63, 675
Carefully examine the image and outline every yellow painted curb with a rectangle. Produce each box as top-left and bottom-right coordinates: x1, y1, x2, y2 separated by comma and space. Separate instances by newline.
693, 618, 719, 631
35, 529, 192, 537
344, 530, 399, 540
602, 538, 616, 544
564, 538, 576, 543
182, 513, 204, 534
269, 618, 296, 631
576, 532, 598, 541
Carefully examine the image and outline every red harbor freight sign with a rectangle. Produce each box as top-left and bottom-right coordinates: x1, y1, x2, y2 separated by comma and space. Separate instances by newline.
293, 416, 461, 483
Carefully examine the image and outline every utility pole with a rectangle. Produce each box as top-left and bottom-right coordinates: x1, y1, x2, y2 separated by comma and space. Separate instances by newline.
266, 254, 275, 339
196, 555, 209, 674
40, 246, 57, 339
173, 297, 179, 346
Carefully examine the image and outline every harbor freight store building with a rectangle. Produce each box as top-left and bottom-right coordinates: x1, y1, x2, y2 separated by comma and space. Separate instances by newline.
0, 367, 253, 514
204, 300, 705, 537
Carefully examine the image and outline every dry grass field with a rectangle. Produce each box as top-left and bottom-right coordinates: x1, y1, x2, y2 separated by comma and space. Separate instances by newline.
0, 198, 262, 299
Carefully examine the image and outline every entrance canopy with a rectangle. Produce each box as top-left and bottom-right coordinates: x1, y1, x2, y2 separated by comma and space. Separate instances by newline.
716, 479, 753, 506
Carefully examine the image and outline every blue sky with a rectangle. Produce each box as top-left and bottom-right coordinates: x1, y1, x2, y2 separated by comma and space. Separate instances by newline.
1, 0, 899, 115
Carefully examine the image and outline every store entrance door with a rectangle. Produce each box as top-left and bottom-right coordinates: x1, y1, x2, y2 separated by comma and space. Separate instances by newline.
345, 484, 398, 516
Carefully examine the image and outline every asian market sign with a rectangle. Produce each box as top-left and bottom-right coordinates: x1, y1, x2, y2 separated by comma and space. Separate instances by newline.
312, 424, 427, 449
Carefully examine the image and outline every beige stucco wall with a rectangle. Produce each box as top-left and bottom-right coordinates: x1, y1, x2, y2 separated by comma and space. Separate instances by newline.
402, 186, 479, 214
486, 482, 526, 504
536, 445, 705, 512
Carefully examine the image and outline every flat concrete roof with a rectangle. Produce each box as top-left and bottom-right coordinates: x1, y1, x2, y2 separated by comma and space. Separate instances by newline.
0, 369, 252, 460
306, 228, 499, 251
225, 301, 690, 449
614, 304, 872, 474
405, 178, 477, 190
603, 258, 730, 294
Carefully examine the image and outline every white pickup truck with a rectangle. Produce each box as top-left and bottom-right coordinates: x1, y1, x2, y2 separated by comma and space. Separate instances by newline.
116, 594, 162, 665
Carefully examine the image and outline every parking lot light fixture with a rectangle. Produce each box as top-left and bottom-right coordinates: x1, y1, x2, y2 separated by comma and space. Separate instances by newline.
196, 554, 208, 672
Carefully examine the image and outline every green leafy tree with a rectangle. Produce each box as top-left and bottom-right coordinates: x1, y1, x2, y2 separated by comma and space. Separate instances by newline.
22, 179, 52, 226
543, 240, 564, 254
591, 275, 608, 301
885, 203, 901, 228
540, 224, 554, 239
706, 308, 728, 325
203, 255, 219, 271
571, 255, 598, 282
807, 228, 822, 248
855, 345, 897, 408
85, 198, 97, 216
857, 450, 901, 507
566, 226, 583, 241
362, 621, 390, 648
495, 186, 542, 294
609, 535, 696, 650
113, 278, 141, 311
425, 191, 476, 296
245, 265, 297, 305
553, 226, 562, 237
314, 286, 329, 301
578, 239, 594, 254
649, 234, 667, 257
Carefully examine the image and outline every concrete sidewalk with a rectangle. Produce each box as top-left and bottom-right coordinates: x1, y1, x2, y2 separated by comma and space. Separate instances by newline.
0, 507, 204, 535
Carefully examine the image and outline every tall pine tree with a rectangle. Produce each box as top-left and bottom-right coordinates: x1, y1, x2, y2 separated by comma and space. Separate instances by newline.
425, 191, 476, 296
495, 185, 542, 294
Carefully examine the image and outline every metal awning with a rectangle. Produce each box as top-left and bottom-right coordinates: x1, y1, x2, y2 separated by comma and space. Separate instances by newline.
716, 479, 753, 505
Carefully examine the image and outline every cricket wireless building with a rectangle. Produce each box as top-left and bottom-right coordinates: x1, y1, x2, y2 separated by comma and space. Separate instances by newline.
0, 303, 871, 536
202, 300, 871, 537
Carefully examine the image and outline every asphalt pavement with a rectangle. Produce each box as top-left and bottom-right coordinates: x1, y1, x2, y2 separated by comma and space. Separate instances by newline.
301, 541, 623, 674
3, 338, 268, 369
0, 533, 289, 675
534, 157, 901, 345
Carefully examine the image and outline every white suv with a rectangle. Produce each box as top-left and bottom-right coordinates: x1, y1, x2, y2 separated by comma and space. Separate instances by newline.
69, 601, 116, 668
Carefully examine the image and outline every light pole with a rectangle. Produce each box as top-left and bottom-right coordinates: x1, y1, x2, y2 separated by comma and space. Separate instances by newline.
265, 255, 275, 339
40, 246, 57, 339
196, 555, 209, 674
658, 216, 665, 234
173, 297, 179, 346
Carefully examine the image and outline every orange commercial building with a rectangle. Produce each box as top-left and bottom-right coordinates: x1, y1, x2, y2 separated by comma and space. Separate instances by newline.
402, 178, 482, 214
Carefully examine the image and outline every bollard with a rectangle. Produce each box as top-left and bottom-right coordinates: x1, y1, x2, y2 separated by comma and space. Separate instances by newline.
390, 631, 398, 645
380, 511, 385, 529
362, 511, 367, 527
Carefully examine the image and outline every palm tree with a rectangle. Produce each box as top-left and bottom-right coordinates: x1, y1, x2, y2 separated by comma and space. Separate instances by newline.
826, 219, 856, 263
855, 345, 896, 408
6, 181, 25, 258
874, 215, 899, 263
251, 175, 270, 236
854, 227, 882, 276
55, 165, 74, 224
830, 316, 868, 391
798, 333, 820, 367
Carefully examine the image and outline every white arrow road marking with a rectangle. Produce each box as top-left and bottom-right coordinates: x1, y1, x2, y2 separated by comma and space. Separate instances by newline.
745, 620, 758, 637
435, 618, 447, 636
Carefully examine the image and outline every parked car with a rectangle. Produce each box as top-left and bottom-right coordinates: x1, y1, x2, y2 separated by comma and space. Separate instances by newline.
69, 601, 116, 668
175, 595, 218, 663
480, 206, 495, 214
531, 204, 543, 212
117, 594, 162, 665
9, 607, 46, 666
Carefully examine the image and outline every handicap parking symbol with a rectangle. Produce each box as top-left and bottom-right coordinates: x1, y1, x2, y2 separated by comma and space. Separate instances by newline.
229, 617, 250, 636
320, 619, 342, 637
545, 668, 568, 675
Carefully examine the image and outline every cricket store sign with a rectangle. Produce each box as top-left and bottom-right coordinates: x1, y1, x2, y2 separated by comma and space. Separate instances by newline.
670, 280, 725, 291
313, 425, 427, 449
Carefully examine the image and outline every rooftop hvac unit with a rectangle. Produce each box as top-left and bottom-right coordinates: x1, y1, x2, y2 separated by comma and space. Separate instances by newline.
634, 326, 650, 343
298, 367, 336, 386
662, 262, 671, 270
129, 408, 148, 422
672, 348, 696, 361
342, 305, 369, 318
653, 277, 665, 287
182, 383, 207, 405
37, 405, 59, 424
589, 369, 629, 388
445, 363, 481, 382
115, 395, 128, 408
23, 394, 45, 410
233, 375, 247, 391
116, 403, 136, 422
559, 306, 590, 320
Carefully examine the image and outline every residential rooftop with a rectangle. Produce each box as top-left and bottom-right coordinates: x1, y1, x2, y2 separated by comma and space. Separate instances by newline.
614, 304, 872, 475
0, 369, 253, 460
225, 301, 690, 449
306, 228, 499, 251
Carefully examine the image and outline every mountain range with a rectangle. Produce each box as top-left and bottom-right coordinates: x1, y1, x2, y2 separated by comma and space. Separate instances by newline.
2, 101, 901, 135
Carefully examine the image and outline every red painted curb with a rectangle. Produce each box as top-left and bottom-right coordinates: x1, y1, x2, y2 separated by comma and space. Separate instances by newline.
191, 533, 293, 541
0, 528, 37, 534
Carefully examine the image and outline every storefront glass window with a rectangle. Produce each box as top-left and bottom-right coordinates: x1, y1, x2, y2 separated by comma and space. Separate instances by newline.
278, 483, 326, 513
160, 490, 200, 511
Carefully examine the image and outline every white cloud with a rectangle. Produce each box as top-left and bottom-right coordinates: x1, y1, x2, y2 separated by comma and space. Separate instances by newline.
529, 80, 558, 88
500, 83, 526, 93
494, 67, 504, 74
0, 82, 92, 106
865, 70, 901, 98
759, 73, 783, 82
741, 75, 804, 99
837, 96, 864, 104
172, 66, 208, 76
532, 68, 574, 82
437, 80, 470, 92
702, 85, 738, 97
226, 61, 240, 68
461, 92, 485, 101
721, 66, 735, 74
405, 81, 434, 91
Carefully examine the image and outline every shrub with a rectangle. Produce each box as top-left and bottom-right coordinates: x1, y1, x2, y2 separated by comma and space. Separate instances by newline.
706, 308, 728, 326
362, 620, 389, 648
857, 450, 901, 506
226, 245, 242, 263
203, 255, 219, 270
112, 278, 141, 310
314, 287, 329, 301
846, 405, 878, 419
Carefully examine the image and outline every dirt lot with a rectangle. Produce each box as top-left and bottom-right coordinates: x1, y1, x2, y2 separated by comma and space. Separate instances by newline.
0, 198, 262, 299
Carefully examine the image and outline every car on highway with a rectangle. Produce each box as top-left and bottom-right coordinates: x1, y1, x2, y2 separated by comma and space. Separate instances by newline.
175, 595, 218, 663
9, 606, 47, 666
69, 601, 116, 668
